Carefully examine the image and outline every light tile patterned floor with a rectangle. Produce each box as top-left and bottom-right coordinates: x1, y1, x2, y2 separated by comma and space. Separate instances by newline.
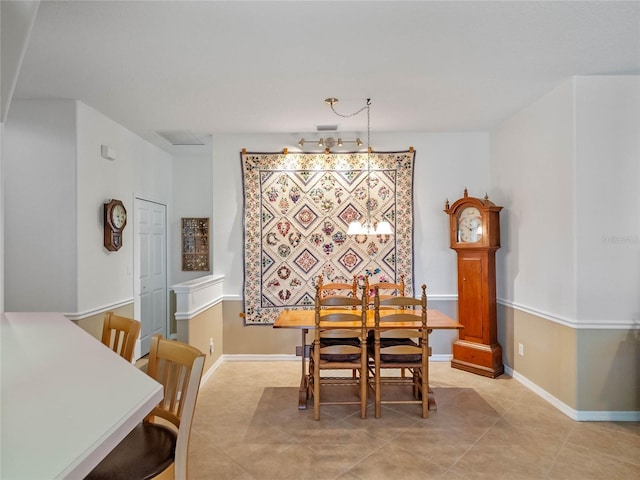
188, 361, 640, 480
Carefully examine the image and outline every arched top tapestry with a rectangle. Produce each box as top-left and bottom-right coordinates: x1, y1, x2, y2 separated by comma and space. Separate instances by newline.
241, 150, 415, 325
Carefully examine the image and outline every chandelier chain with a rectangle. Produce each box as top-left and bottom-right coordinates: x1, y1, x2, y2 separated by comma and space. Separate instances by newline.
326, 97, 391, 235
329, 99, 372, 227
328, 98, 371, 119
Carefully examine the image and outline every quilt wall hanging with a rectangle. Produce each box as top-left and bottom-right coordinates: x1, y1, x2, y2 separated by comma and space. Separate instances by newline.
241, 150, 415, 325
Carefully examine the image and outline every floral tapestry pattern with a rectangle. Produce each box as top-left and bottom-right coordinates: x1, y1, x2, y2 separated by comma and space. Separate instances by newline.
241, 151, 415, 324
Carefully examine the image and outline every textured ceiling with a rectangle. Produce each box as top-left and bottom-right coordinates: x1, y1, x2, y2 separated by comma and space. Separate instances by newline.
12, 1, 640, 154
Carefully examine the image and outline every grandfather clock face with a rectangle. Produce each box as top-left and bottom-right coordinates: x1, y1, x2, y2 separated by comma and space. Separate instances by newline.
457, 207, 483, 243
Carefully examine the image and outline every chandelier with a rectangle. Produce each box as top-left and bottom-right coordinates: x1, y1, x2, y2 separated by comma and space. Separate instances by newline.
297, 137, 363, 150
325, 97, 393, 236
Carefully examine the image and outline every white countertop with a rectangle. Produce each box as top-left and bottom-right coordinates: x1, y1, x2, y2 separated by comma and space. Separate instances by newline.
0, 312, 163, 479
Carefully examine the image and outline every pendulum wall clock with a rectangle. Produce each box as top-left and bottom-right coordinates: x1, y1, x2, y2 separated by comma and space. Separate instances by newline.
444, 189, 504, 378
104, 199, 127, 251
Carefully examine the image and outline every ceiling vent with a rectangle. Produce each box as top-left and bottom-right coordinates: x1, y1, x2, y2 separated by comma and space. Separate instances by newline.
316, 124, 338, 131
155, 130, 205, 146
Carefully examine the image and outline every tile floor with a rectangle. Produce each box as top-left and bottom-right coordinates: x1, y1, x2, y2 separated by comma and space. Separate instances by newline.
188, 361, 640, 479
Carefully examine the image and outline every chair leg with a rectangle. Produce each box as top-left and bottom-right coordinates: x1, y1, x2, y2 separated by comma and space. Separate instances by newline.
421, 366, 429, 419
313, 354, 320, 421
375, 356, 381, 419
361, 359, 369, 419
306, 356, 312, 402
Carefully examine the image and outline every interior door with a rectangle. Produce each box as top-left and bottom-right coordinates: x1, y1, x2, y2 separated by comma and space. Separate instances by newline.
135, 198, 167, 358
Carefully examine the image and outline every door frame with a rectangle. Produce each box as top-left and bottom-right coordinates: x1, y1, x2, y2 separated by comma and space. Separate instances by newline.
133, 195, 170, 360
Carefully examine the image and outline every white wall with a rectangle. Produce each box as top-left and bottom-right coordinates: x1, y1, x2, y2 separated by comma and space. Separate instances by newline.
0, 0, 40, 311
170, 154, 212, 284
4, 100, 78, 311
4, 99, 173, 316
491, 75, 640, 327
574, 76, 640, 324
0, 122, 4, 312
76, 102, 135, 313
490, 79, 577, 322
212, 131, 489, 299
75, 101, 172, 314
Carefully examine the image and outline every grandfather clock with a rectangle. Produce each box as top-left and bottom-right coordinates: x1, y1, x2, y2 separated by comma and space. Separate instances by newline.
444, 189, 503, 378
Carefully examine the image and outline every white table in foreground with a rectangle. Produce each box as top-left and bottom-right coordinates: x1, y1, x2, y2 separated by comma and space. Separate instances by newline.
0, 312, 163, 479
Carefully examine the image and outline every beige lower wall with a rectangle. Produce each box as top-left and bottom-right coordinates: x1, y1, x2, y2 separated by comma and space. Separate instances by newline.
176, 301, 224, 374
577, 328, 640, 412
498, 303, 639, 412
223, 300, 300, 354
516, 307, 577, 408
73, 303, 134, 341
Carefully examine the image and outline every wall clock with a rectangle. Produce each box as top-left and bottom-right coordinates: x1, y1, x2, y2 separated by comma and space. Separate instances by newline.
104, 199, 127, 251
444, 189, 503, 377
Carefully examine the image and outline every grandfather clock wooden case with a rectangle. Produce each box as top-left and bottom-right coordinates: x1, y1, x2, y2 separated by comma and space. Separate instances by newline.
445, 190, 504, 378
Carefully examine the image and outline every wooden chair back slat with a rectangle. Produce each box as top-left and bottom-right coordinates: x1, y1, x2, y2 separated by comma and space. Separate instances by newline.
380, 328, 422, 339
101, 312, 141, 363
317, 274, 359, 298
145, 335, 204, 428
317, 275, 360, 309
366, 274, 405, 297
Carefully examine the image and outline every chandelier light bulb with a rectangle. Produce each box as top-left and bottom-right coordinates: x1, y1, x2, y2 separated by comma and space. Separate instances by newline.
347, 221, 364, 235
375, 221, 393, 235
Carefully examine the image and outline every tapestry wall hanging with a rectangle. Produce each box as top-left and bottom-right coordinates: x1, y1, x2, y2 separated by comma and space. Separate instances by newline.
241, 150, 415, 325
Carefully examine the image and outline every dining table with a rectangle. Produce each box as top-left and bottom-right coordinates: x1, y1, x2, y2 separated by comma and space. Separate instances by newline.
273, 308, 463, 410
0, 312, 163, 479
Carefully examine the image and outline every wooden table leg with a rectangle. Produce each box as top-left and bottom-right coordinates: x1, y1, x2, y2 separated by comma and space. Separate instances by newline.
298, 328, 308, 410
427, 329, 436, 411
428, 387, 437, 410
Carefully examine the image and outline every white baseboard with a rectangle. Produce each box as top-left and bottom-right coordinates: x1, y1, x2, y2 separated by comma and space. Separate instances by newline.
200, 355, 225, 385
220, 353, 453, 363
431, 354, 453, 362
505, 365, 640, 422
222, 354, 299, 362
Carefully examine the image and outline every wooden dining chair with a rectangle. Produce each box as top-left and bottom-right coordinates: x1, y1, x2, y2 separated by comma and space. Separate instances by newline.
86, 334, 205, 480
317, 274, 359, 305
101, 311, 141, 363
317, 275, 361, 377
365, 274, 405, 304
369, 284, 429, 419
309, 287, 368, 420
365, 274, 408, 375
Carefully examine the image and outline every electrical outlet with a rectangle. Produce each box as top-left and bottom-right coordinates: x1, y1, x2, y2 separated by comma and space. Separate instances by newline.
209, 338, 214, 354
518, 343, 524, 356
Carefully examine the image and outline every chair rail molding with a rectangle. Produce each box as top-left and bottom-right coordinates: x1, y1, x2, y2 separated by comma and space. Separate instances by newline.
172, 274, 224, 320
497, 298, 638, 329
65, 298, 134, 321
